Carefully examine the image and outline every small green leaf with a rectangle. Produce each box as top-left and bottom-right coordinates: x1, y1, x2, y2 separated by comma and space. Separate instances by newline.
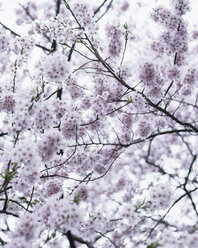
127, 96, 133, 103
6, 199, 9, 208
13, 162, 18, 169
21, 197, 29, 204
123, 23, 128, 29
32, 199, 39, 204
52, 230, 56, 238
73, 193, 80, 205
5, 169, 12, 182
0, 173, 5, 179
21, 48, 24, 55
135, 202, 143, 209
147, 242, 159, 248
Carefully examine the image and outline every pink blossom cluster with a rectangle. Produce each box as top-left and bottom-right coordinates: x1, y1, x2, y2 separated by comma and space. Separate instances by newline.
37, 130, 61, 162
42, 53, 69, 83
40, 197, 83, 235
159, 229, 198, 248
11, 140, 40, 193
106, 24, 123, 57
151, 1, 190, 64
44, 179, 62, 197
60, 108, 80, 140
148, 183, 172, 211
0, 94, 15, 113
34, 100, 57, 130
0, 28, 10, 53
66, 77, 84, 100
171, 0, 191, 16
71, 2, 94, 28
40, 14, 77, 43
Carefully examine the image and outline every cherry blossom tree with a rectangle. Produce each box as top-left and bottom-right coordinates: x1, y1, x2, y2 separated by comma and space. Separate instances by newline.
0, 0, 198, 247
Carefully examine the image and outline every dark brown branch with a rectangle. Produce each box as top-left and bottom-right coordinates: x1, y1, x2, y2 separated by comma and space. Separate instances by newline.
50, 0, 62, 52
145, 139, 176, 178
0, 21, 51, 52
164, 81, 174, 96
66, 231, 76, 248
68, 42, 76, 61
120, 29, 128, 68
94, 0, 107, 15
68, 232, 94, 248
184, 155, 197, 187
27, 186, 35, 211
57, 87, 63, 100
96, 0, 114, 22
0, 236, 5, 245
183, 187, 198, 217
0, 210, 19, 217
96, 230, 118, 248
0, 132, 8, 137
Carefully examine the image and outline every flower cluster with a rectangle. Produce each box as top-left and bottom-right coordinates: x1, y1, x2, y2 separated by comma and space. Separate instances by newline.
40, 14, 77, 43
151, 7, 180, 30
121, 114, 133, 129
161, 25, 188, 54
148, 183, 172, 211
117, 65, 131, 81
183, 68, 197, 86
106, 24, 122, 57
12, 140, 35, 165
167, 66, 180, 79
0, 28, 10, 53
60, 107, 81, 140
40, 197, 83, 235
137, 119, 152, 138
53, 98, 67, 120
43, 53, 69, 83
66, 77, 84, 100
12, 36, 35, 55
151, 3, 189, 64
171, 0, 190, 16
93, 71, 125, 102
139, 62, 156, 84
92, 91, 112, 118
12, 213, 39, 241
9, 90, 32, 133
4, 237, 31, 248
11, 139, 41, 193
4, 212, 40, 248
15, 2, 38, 25
44, 179, 62, 197
159, 229, 198, 248
121, 1, 130, 11
0, 94, 16, 113
34, 100, 57, 130
72, 3, 94, 28
37, 130, 61, 162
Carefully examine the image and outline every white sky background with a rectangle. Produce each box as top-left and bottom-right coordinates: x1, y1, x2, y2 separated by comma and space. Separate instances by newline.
0, 0, 198, 247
